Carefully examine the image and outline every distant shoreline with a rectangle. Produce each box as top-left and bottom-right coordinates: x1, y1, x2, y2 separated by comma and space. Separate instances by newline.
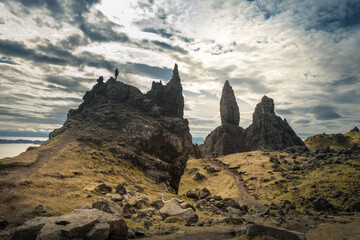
0, 139, 45, 144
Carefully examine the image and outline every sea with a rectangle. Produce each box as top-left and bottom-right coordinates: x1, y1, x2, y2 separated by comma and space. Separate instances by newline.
0, 137, 48, 159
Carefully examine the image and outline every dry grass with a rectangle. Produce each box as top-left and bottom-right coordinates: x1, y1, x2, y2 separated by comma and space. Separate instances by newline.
0, 141, 173, 226
306, 218, 360, 240
218, 151, 288, 205
179, 157, 239, 200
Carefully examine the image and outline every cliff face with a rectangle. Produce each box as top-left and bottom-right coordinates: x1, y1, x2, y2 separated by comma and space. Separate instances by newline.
245, 96, 305, 151
50, 64, 193, 193
201, 81, 304, 156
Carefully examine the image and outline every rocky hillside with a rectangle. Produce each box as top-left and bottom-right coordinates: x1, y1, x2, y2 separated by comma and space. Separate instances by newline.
201, 81, 304, 156
305, 127, 360, 151
0, 64, 196, 226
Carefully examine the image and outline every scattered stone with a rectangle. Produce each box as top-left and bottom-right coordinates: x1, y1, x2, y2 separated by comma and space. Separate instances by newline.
144, 220, 153, 229
115, 184, 127, 195
348, 200, 360, 212
96, 183, 112, 193
36, 205, 46, 213
0, 216, 8, 230
159, 198, 197, 220
269, 155, 280, 164
312, 197, 334, 212
151, 200, 164, 210
199, 188, 211, 199
216, 198, 241, 210
237, 223, 306, 240
204, 165, 220, 173
184, 214, 199, 226
92, 200, 123, 216
193, 172, 205, 181
330, 190, 343, 198
186, 189, 199, 200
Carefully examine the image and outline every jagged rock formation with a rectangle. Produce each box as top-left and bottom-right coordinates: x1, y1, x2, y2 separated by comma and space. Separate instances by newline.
50, 64, 193, 193
245, 96, 305, 150
146, 64, 184, 118
201, 82, 304, 156
220, 80, 240, 125
351, 126, 359, 132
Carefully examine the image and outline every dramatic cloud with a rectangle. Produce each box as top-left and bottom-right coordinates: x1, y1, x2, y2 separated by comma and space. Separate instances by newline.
0, 0, 359, 139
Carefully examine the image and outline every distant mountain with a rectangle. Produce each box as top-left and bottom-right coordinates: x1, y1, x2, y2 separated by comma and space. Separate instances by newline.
0, 139, 45, 144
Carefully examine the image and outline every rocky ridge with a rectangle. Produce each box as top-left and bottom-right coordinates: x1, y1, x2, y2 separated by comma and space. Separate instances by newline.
201, 81, 305, 156
49, 64, 194, 193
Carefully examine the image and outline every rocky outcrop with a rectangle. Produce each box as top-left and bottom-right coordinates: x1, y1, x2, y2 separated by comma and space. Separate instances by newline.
201, 82, 304, 156
11, 209, 127, 240
146, 63, 184, 118
201, 124, 247, 156
49, 64, 194, 193
245, 96, 305, 151
220, 80, 240, 125
351, 126, 359, 132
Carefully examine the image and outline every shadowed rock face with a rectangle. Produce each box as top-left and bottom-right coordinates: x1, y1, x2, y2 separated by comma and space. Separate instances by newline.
146, 63, 184, 118
50, 64, 193, 193
202, 83, 304, 156
220, 80, 240, 126
246, 96, 305, 151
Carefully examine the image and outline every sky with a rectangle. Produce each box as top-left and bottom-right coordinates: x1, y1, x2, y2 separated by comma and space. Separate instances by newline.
0, 0, 359, 140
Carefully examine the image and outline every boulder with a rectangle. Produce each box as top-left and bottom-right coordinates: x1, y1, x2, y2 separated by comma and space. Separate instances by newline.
312, 197, 333, 211
96, 183, 112, 193
237, 223, 306, 240
116, 184, 127, 195
0, 216, 8, 230
92, 200, 123, 216
199, 188, 211, 199
186, 190, 199, 200
159, 198, 197, 220
193, 172, 205, 181
348, 200, 360, 212
11, 209, 128, 240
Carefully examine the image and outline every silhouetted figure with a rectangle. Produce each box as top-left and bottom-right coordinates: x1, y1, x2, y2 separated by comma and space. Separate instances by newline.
115, 68, 119, 80
97, 76, 104, 84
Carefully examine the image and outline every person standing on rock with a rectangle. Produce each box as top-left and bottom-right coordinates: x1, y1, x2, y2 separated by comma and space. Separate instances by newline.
115, 68, 119, 80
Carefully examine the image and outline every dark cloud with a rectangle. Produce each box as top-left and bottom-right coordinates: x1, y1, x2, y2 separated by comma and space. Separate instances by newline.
45, 75, 91, 94
293, 119, 311, 124
151, 40, 188, 54
143, 27, 173, 39
59, 34, 89, 50
0, 39, 67, 65
0, 56, 17, 65
230, 78, 271, 94
129, 63, 172, 80
331, 76, 358, 86
310, 105, 342, 120
334, 90, 360, 104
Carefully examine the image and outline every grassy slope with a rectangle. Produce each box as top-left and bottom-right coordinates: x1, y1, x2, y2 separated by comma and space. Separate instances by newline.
305, 130, 360, 151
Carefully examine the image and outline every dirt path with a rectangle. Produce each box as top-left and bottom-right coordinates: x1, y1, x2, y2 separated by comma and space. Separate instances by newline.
205, 157, 265, 211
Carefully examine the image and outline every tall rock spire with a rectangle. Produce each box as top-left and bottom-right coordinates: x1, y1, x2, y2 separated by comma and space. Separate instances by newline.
220, 80, 240, 125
